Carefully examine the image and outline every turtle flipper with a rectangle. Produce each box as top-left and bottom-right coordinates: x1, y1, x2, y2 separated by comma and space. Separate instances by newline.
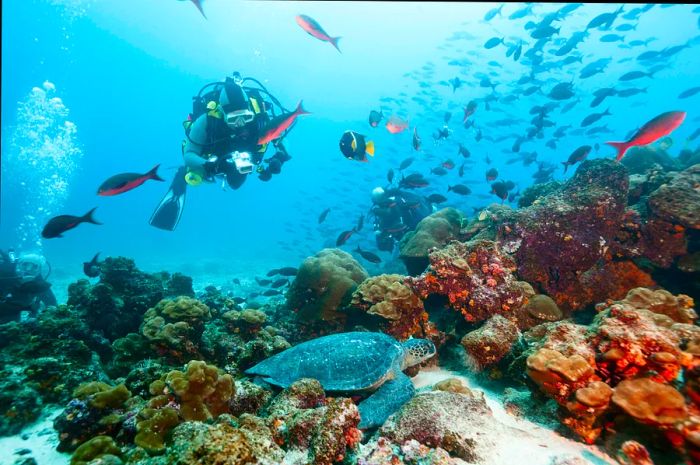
358, 371, 415, 429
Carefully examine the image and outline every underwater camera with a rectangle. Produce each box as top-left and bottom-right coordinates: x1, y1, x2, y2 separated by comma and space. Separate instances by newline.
229, 151, 254, 175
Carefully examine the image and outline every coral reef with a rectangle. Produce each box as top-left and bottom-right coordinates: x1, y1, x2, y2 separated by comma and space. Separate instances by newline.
140, 297, 211, 363
517, 287, 699, 458
286, 248, 368, 324
460, 315, 520, 370
348, 274, 428, 340
398, 207, 465, 276
408, 239, 534, 324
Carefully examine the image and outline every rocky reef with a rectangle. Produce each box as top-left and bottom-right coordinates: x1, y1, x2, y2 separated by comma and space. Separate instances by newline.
4, 158, 700, 465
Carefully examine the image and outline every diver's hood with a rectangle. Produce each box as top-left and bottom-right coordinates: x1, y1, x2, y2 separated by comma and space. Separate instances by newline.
219, 79, 249, 113
371, 187, 386, 204
16, 253, 49, 283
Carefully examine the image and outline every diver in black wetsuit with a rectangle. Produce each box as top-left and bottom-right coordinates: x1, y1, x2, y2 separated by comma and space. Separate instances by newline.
150, 72, 292, 231
0, 249, 56, 323
370, 187, 433, 252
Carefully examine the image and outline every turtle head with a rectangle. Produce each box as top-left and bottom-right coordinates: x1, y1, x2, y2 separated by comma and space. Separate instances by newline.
402, 338, 436, 368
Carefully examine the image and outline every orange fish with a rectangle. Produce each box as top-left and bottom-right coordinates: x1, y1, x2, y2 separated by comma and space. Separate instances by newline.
386, 116, 409, 134
257, 101, 310, 146
295, 15, 341, 53
606, 111, 686, 161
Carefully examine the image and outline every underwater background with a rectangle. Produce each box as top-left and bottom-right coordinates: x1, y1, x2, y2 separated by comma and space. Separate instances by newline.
3, 1, 700, 465
3, 1, 698, 297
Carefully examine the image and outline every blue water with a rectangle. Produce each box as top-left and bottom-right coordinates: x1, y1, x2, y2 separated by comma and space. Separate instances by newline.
2, 1, 699, 294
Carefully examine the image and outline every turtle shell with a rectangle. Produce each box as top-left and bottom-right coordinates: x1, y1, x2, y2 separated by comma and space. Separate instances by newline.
245, 331, 404, 392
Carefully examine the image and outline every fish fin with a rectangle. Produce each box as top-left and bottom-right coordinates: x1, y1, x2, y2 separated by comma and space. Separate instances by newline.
190, 0, 206, 19
561, 161, 569, 173
147, 164, 165, 182
82, 207, 102, 225
329, 36, 342, 53
365, 140, 375, 157
294, 100, 310, 115
92, 252, 101, 263
605, 141, 630, 161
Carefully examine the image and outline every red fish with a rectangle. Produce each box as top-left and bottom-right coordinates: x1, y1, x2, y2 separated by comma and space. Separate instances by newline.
386, 116, 409, 134
336, 229, 355, 246
98, 164, 164, 196
606, 111, 686, 161
295, 15, 341, 53
258, 101, 310, 145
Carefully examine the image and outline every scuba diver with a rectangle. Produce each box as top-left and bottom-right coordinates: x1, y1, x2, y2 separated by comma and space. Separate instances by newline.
150, 72, 297, 231
370, 187, 434, 252
0, 249, 56, 323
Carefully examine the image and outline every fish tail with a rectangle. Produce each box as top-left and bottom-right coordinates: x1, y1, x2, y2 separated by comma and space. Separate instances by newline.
148, 164, 165, 182
295, 100, 311, 116
365, 140, 375, 157
447, 185, 453, 191
82, 207, 102, 225
329, 36, 342, 53
561, 161, 569, 173
92, 252, 101, 262
605, 141, 630, 161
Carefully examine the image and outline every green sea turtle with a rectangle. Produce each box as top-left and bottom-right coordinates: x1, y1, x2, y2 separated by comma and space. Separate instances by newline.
245, 331, 436, 428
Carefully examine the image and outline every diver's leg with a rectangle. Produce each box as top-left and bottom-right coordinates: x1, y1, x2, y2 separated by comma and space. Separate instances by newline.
357, 372, 415, 429
149, 167, 188, 231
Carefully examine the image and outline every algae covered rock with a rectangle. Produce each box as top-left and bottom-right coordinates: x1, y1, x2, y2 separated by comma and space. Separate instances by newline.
398, 207, 464, 276
140, 297, 211, 362
461, 315, 520, 370
286, 248, 368, 323
648, 164, 700, 229
348, 274, 427, 340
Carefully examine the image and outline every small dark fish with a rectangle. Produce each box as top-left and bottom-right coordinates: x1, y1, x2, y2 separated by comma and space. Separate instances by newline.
266, 268, 279, 277
433, 126, 450, 140
431, 166, 448, 176
491, 181, 510, 201
262, 289, 282, 297
679, 87, 700, 99
444, 111, 452, 123
619, 70, 653, 81
485, 168, 498, 181
448, 184, 471, 195
354, 246, 382, 264
399, 157, 415, 171
562, 145, 591, 173
271, 278, 290, 288
276, 267, 298, 276
484, 37, 504, 49
399, 173, 429, 189
548, 82, 575, 100
600, 33, 625, 42
463, 100, 477, 122
508, 190, 521, 202
412, 127, 422, 151
83, 253, 101, 278
232, 296, 246, 304
42, 207, 101, 239
581, 109, 611, 127
475, 129, 483, 142
458, 144, 471, 158
484, 4, 503, 21
458, 162, 466, 177
336, 229, 355, 246
387, 168, 395, 184
356, 214, 365, 232
98, 164, 164, 196
369, 110, 384, 128
255, 277, 272, 286
485, 154, 492, 165
617, 88, 647, 98
449, 77, 462, 93
441, 159, 455, 170
248, 292, 260, 299
427, 193, 448, 204
318, 208, 331, 224
232, 278, 241, 285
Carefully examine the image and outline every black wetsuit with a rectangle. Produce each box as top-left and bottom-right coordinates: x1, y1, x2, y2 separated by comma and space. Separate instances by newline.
371, 189, 433, 252
0, 253, 56, 324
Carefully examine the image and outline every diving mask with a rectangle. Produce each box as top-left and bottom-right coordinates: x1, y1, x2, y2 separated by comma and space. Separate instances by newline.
16, 254, 49, 283
224, 109, 255, 129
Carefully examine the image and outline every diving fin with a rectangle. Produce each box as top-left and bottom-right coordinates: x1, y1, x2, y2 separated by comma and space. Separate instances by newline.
149, 166, 187, 231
